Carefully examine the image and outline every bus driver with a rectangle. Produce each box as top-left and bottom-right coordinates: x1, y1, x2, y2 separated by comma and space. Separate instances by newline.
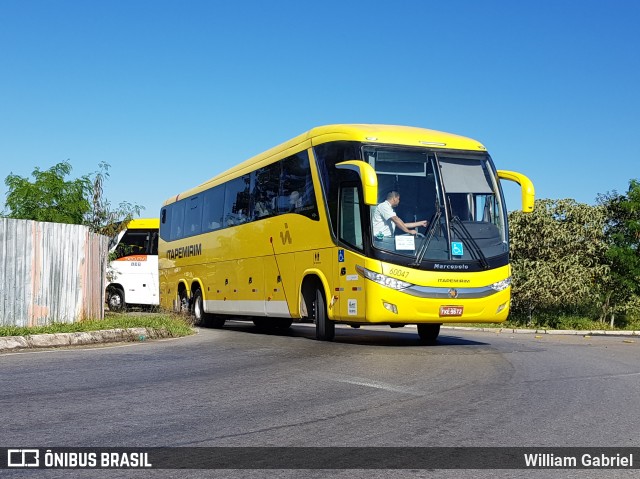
372, 191, 428, 240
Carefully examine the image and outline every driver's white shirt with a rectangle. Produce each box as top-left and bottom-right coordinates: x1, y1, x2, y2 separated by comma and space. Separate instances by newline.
372, 200, 397, 237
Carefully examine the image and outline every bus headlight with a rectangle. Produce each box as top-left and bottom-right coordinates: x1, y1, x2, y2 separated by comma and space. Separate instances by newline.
356, 265, 413, 291
490, 277, 512, 292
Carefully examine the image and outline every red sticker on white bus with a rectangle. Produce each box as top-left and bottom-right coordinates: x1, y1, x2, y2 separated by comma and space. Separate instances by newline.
439, 306, 463, 317
117, 255, 148, 262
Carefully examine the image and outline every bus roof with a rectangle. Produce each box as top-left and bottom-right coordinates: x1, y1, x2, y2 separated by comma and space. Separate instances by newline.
163, 124, 487, 206
126, 218, 159, 230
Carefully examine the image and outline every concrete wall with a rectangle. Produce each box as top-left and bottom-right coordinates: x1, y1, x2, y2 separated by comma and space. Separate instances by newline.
0, 218, 109, 326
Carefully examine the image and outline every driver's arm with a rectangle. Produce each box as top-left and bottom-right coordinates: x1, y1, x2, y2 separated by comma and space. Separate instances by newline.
390, 216, 427, 235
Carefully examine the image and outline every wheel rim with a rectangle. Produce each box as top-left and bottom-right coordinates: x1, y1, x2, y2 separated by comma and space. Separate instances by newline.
109, 292, 122, 309
194, 294, 202, 320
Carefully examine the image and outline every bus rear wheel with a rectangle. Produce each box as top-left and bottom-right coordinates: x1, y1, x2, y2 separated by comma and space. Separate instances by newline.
314, 289, 335, 341
417, 323, 441, 344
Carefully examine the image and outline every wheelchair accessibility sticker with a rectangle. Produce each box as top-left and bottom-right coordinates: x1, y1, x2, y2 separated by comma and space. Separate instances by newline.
338, 249, 345, 262
451, 242, 464, 256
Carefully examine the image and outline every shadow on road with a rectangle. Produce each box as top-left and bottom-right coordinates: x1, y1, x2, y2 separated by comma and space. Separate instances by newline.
209, 320, 489, 348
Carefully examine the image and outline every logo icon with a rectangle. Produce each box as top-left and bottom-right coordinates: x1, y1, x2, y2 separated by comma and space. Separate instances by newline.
448, 288, 459, 299
451, 242, 464, 256
8, 449, 40, 468
280, 223, 292, 245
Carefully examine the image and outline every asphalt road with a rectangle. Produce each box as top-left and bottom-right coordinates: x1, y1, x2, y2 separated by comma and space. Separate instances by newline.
2, 322, 639, 478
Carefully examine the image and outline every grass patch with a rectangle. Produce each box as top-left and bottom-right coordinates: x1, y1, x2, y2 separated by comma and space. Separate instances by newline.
447, 316, 640, 331
0, 312, 194, 338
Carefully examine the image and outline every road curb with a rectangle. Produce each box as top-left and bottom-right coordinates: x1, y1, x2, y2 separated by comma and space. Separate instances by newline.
0, 327, 174, 353
1, 325, 637, 352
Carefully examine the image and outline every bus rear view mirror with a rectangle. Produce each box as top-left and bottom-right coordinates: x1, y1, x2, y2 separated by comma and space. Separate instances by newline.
497, 170, 535, 212
335, 160, 378, 206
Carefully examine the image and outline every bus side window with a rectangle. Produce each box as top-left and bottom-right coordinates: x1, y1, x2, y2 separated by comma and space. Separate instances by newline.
160, 208, 170, 240
280, 150, 318, 219
170, 201, 186, 241
149, 231, 159, 255
253, 162, 280, 219
224, 175, 251, 227
203, 186, 224, 231
339, 185, 363, 250
186, 195, 203, 236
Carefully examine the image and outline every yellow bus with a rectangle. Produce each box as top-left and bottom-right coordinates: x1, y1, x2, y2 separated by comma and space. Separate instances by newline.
158, 124, 534, 343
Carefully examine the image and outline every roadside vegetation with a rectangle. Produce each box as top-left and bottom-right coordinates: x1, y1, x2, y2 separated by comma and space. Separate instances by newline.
0, 312, 195, 338
451, 316, 640, 331
509, 180, 640, 331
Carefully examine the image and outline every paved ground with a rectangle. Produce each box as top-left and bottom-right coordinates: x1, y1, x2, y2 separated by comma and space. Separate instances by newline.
2, 322, 638, 478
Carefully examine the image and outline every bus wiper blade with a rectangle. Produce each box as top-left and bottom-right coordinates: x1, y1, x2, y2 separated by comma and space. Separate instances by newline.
450, 216, 490, 269
409, 210, 441, 267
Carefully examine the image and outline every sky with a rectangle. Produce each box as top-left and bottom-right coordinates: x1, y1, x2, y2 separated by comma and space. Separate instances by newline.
1, 0, 639, 218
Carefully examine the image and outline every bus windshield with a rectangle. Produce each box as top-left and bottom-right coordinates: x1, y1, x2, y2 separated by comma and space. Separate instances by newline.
365, 146, 508, 265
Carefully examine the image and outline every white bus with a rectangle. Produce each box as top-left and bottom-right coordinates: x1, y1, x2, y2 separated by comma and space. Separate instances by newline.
106, 218, 159, 311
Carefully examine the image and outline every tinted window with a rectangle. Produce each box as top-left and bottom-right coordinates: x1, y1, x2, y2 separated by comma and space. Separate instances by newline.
253, 162, 280, 220
224, 174, 251, 227
160, 208, 170, 240
185, 195, 202, 236
202, 186, 225, 232
280, 151, 318, 219
170, 201, 186, 241
339, 185, 363, 250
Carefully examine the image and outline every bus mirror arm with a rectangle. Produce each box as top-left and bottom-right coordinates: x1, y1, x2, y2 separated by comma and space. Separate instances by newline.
335, 160, 379, 206
497, 170, 535, 213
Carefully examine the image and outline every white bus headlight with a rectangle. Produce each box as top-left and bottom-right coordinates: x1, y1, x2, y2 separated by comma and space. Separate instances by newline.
490, 277, 512, 292
356, 265, 413, 291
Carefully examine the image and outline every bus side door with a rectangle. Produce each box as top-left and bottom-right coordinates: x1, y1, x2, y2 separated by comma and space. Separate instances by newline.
335, 184, 366, 321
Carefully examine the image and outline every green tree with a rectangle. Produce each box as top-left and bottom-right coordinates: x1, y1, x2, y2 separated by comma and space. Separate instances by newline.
3, 160, 142, 236
597, 179, 640, 323
4, 161, 91, 224
84, 162, 142, 237
508, 199, 609, 325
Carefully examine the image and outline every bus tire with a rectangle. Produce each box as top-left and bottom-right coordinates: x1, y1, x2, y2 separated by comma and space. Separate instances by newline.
194, 290, 225, 328
107, 287, 125, 312
178, 289, 189, 314
417, 323, 441, 344
193, 289, 206, 324
314, 289, 335, 341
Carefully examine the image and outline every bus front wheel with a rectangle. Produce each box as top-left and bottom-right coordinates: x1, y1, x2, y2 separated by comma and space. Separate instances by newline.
314, 289, 335, 341
107, 288, 125, 312
417, 323, 441, 344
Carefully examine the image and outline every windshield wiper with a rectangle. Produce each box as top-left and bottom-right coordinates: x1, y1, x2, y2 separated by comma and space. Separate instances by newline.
409, 209, 441, 267
449, 216, 490, 269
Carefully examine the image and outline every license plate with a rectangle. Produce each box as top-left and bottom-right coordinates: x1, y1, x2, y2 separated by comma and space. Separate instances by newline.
439, 306, 463, 317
